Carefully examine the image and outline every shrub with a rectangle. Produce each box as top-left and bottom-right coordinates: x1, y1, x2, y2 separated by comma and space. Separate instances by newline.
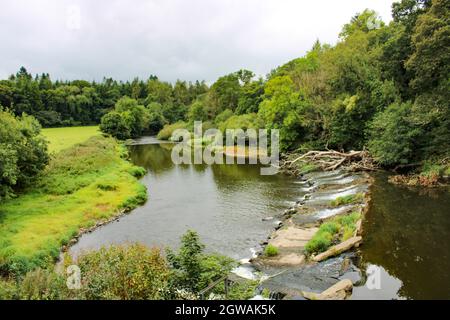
264, 244, 279, 257
119, 184, 147, 211
0, 110, 49, 201
127, 165, 146, 178
157, 121, 188, 140
330, 193, 364, 207
16, 268, 67, 300
305, 212, 360, 255
166, 230, 236, 296
75, 244, 171, 300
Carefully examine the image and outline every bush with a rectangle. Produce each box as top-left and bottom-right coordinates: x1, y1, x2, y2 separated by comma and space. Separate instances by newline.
330, 193, 364, 207
157, 121, 188, 140
305, 212, 360, 255
99, 111, 131, 140
166, 230, 236, 296
75, 244, 171, 300
0, 110, 49, 201
127, 165, 146, 178
264, 244, 279, 257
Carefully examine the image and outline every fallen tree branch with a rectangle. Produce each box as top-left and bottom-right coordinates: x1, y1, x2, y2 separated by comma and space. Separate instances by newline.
280, 149, 377, 174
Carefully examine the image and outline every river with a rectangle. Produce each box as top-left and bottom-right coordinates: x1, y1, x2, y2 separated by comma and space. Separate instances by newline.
71, 139, 307, 260
71, 139, 450, 299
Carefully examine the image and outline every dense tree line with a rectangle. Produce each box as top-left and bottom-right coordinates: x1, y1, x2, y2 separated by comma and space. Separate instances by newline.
1, 0, 448, 184
0, 68, 208, 127
154, 0, 448, 170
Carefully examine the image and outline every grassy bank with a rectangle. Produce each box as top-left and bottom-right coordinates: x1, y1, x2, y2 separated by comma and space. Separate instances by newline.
0, 135, 146, 275
42, 126, 101, 153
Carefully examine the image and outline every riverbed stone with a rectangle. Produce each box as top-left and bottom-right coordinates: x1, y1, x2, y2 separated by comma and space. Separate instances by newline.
302, 279, 353, 300
259, 255, 353, 296
270, 226, 318, 249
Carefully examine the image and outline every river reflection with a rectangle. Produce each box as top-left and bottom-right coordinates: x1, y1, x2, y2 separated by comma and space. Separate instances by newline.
71, 142, 305, 260
354, 173, 450, 300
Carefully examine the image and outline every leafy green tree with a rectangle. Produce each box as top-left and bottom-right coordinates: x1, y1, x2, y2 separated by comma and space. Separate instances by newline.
258, 76, 312, 151
0, 109, 49, 200
236, 79, 264, 115
340, 9, 385, 39
368, 102, 422, 166
405, 0, 450, 92
207, 72, 242, 116
187, 100, 208, 123
146, 102, 167, 134
99, 111, 131, 140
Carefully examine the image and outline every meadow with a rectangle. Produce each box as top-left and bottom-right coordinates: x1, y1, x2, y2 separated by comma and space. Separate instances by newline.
0, 128, 146, 275
42, 126, 101, 153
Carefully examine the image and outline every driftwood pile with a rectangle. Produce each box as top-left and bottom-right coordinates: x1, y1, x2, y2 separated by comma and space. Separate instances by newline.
280, 150, 376, 174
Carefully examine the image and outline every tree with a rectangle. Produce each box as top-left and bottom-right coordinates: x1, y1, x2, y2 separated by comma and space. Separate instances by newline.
258, 76, 312, 151
236, 79, 264, 115
405, 0, 450, 92
187, 100, 208, 123
99, 111, 131, 140
368, 102, 422, 166
0, 109, 49, 200
146, 102, 167, 134
207, 72, 242, 116
340, 9, 385, 39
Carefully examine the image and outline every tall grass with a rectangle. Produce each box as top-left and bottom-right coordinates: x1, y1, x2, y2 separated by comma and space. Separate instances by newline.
304, 212, 360, 255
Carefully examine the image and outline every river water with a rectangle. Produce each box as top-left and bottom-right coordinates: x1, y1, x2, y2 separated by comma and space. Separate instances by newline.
353, 173, 450, 300
71, 140, 306, 260
71, 139, 450, 299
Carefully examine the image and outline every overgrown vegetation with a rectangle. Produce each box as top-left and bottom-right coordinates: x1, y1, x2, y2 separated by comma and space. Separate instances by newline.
2, 0, 448, 176
0, 109, 49, 201
264, 244, 279, 257
305, 212, 361, 255
0, 232, 258, 300
0, 136, 147, 275
330, 193, 364, 207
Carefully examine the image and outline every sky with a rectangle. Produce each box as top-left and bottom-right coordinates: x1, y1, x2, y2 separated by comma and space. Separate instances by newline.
0, 0, 397, 83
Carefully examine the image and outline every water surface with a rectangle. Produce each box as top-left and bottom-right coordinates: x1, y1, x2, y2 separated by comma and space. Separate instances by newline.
71, 142, 304, 260
354, 174, 450, 300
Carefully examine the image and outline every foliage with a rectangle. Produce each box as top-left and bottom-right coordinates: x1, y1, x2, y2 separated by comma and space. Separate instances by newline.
166, 230, 235, 295
305, 212, 360, 255
75, 244, 170, 300
258, 76, 313, 151
0, 135, 146, 275
100, 96, 150, 140
217, 113, 260, 133
368, 102, 422, 166
264, 244, 279, 257
157, 121, 188, 140
0, 109, 49, 201
330, 193, 364, 207
188, 100, 208, 123
0, 69, 207, 129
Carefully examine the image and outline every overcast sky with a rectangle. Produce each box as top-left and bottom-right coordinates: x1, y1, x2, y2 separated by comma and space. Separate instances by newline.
0, 0, 396, 83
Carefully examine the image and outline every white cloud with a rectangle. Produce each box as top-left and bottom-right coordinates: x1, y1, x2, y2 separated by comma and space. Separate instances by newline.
0, 0, 396, 82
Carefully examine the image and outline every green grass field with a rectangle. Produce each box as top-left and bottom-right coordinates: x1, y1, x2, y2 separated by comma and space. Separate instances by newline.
0, 133, 147, 275
41, 126, 101, 153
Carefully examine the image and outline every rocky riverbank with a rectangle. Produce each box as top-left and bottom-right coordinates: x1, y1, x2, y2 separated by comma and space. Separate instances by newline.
248, 169, 372, 300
